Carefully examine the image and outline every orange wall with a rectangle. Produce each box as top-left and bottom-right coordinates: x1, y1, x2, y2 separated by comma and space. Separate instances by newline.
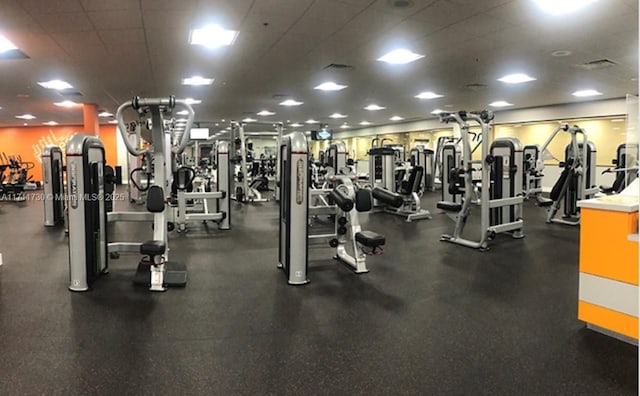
0, 124, 118, 181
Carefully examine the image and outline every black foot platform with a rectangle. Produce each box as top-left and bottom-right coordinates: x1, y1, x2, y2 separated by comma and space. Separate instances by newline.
133, 261, 188, 287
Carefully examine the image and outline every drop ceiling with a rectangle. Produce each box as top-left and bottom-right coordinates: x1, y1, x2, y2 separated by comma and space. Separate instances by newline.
0, 0, 637, 130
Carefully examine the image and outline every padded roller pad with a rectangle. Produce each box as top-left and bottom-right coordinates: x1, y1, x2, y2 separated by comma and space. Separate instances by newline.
140, 240, 166, 256
355, 230, 385, 248
436, 201, 462, 211
330, 188, 354, 212
371, 187, 403, 208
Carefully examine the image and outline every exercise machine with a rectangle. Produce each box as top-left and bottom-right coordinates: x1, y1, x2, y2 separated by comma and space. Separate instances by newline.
409, 145, 434, 191
437, 110, 524, 251
42, 145, 65, 227
172, 140, 231, 232
600, 143, 638, 194
278, 132, 385, 285
436, 141, 461, 210
67, 96, 195, 292
522, 144, 543, 200
536, 124, 597, 225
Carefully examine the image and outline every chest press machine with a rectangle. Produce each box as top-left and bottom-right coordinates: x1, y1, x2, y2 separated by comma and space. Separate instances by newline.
278, 132, 385, 285
67, 96, 195, 292
437, 110, 525, 251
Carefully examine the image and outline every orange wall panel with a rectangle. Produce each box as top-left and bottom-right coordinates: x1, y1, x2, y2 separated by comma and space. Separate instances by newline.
0, 125, 118, 181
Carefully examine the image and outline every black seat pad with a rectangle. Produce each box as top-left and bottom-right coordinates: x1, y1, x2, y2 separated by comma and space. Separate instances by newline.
355, 231, 385, 248
437, 201, 462, 211
140, 240, 166, 256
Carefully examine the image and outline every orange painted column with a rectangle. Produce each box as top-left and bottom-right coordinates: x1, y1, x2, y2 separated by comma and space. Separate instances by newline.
83, 103, 100, 136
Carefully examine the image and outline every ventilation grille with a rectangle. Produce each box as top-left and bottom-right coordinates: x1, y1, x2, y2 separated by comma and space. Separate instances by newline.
464, 83, 488, 91
323, 63, 355, 71
58, 90, 84, 97
576, 58, 617, 70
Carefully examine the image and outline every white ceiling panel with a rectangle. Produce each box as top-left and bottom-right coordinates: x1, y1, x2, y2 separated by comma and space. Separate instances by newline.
88, 9, 143, 31
80, 0, 138, 11
18, 0, 83, 14
30, 12, 94, 34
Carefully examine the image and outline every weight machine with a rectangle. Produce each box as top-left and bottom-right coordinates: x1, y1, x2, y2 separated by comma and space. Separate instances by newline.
535, 124, 597, 225
67, 96, 195, 292
278, 132, 385, 285
409, 145, 434, 191
437, 110, 524, 251
600, 143, 638, 194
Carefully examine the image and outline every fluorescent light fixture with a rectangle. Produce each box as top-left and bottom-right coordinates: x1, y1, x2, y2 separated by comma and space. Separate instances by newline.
364, 104, 386, 111
108, 120, 118, 124
497, 73, 536, 84
415, 91, 443, 99
189, 25, 239, 48
305, 119, 318, 124
38, 79, 73, 90
15, 114, 36, 120
98, 111, 113, 117
176, 110, 189, 115
329, 113, 347, 119
314, 82, 347, 91
182, 76, 214, 86
390, 116, 404, 121
431, 109, 444, 114
184, 98, 202, 104
377, 48, 425, 65
359, 121, 371, 126
54, 100, 80, 107
572, 89, 602, 97
611, 118, 625, 123
257, 110, 275, 116
0, 35, 18, 53
43, 121, 58, 126
340, 124, 350, 129
290, 123, 303, 127
532, 0, 599, 15
489, 100, 514, 107
242, 117, 257, 123
279, 99, 303, 106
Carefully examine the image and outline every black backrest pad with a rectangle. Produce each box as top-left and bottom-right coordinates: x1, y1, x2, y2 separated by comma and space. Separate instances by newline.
147, 185, 165, 212
409, 166, 423, 193
355, 189, 372, 212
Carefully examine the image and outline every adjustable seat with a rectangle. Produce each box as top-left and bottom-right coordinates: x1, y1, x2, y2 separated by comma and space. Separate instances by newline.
140, 185, 166, 260
355, 230, 385, 248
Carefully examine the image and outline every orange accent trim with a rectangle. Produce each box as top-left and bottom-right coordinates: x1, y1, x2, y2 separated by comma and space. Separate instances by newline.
579, 208, 638, 285
578, 300, 638, 339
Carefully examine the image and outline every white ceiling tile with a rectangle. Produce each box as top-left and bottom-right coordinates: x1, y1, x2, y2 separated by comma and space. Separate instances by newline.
51, 31, 107, 60
80, 0, 138, 11
31, 12, 93, 33
19, 0, 83, 14
141, 0, 199, 11
88, 9, 143, 31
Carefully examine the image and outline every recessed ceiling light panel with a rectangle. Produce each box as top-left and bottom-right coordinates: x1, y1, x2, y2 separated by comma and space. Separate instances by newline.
280, 99, 303, 106
314, 82, 348, 91
572, 89, 602, 97
415, 91, 443, 99
0, 35, 17, 53
242, 117, 257, 123
98, 111, 113, 117
364, 104, 386, 111
257, 110, 275, 116
359, 121, 371, 125
377, 48, 425, 64
532, 0, 599, 15
38, 79, 73, 90
489, 101, 514, 107
16, 114, 36, 120
390, 115, 404, 121
329, 113, 347, 119
182, 76, 214, 86
189, 25, 239, 48
431, 109, 444, 114
305, 119, 318, 124
43, 121, 58, 126
290, 123, 303, 127
497, 73, 536, 84
54, 100, 80, 107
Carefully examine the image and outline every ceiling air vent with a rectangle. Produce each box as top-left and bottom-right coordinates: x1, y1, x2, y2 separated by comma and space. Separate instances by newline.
464, 83, 488, 91
576, 58, 617, 70
323, 63, 355, 71
58, 90, 84, 97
